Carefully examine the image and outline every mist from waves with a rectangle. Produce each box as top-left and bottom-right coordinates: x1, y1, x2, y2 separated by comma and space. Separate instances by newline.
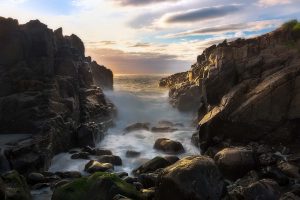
49, 74, 199, 174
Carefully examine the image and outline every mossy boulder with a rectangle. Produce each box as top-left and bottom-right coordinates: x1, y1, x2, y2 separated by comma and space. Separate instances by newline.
1, 170, 31, 200
52, 172, 144, 200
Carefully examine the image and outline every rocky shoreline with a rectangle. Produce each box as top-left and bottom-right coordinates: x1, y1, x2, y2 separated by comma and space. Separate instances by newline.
1, 17, 300, 200
0, 16, 116, 198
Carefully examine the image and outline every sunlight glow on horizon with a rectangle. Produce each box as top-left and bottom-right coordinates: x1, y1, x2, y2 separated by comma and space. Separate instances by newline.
0, 0, 300, 74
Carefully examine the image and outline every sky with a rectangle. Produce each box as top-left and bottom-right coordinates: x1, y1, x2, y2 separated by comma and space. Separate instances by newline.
0, 0, 300, 74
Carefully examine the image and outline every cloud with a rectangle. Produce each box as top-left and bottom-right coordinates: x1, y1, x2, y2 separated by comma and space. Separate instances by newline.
112, 0, 179, 6
161, 20, 281, 38
130, 42, 151, 47
86, 48, 190, 74
258, 0, 291, 7
161, 4, 242, 24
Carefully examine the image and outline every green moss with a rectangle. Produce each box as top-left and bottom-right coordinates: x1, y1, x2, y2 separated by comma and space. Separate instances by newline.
2, 170, 31, 200
293, 23, 300, 31
282, 19, 298, 29
52, 177, 89, 200
52, 172, 144, 200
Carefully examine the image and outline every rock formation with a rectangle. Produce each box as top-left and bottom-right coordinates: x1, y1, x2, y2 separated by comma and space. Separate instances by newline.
160, 20, 300, 152
0, 17, 115, 174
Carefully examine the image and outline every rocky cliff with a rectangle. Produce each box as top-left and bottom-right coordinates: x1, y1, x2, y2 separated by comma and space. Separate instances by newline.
0, 17, 115, 174
160, 20, 300, 152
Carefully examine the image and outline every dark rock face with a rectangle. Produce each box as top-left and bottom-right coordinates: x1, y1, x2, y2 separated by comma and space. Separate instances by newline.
90, 61, 113, 90
0, 17, 114, 174
156, 156, 225, 200
160, 24, 300, 151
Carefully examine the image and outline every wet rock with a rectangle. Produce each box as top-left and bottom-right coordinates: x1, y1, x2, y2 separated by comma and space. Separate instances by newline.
154, 138, 185, 154
55, 171, 82, 179
115, 172, 128, 178
133, 156, 172, 175
81, 146, 95, 155
98, 155, 122, 166
151, 127, 178, 133
0, 178, 5, 200
53, 180, 70, 189
84, 160, 114, 173
41, 171, 55, 177
163, 155, 179, 164
214, 147, 256, 180
261, 166, 290, 186
31, 183, 50, 190
169, 83, 202, 112
142, 188, 155, 200
113, 194, 133, 200
156, 156, 225, 200
138, 173, 158, 188
124, 123, 150, 133
126, 150, 141, 158
161, 23, 300, 153
278, 162, 300, 179
133, 182, 143, 191
0, 17, 115, 173
0, 148, 10, 173
191, 132, 200, 147
76, 123, 100, 148
280, 187, 300, 200
242, 179, 281, 200
52, 172, 143, 200
95, 149, 113, 156
91, 61, 113, 90
27, 172, 45, 185
1, 170, 31, 200
258, 152, 278, 166
123, 176, 138, 184
70, 152, 90, 159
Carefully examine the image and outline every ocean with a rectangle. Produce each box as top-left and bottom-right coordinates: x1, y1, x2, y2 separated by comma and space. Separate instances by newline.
49, 74, 199, 174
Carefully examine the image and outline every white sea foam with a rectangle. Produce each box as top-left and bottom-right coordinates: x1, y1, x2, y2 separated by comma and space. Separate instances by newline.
49, 74, 199, 174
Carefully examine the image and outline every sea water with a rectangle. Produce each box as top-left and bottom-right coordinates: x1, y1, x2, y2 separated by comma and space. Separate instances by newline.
49, 74, 199, 174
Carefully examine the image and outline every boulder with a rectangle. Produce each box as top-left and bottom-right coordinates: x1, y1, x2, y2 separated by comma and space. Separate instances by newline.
133, 156, 172, 175
1, 170, 31, 200
52, 172, 143, 200
95, 149, 113, 156
124, 123, 150, 133
27, 172, 45, 185
71, 152, 90, 160
214, 147, 257, 180
55, 171, 82, 179
138, 173, 158, 188
163, 156, 179, 164
98, 155, 122, 166
84, 160, 114, 173
242, 179, 281, 200
278, 162, 300, 179
156, 156, 225, 200
126, 150, 141, 158
154, 138, 184, 154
